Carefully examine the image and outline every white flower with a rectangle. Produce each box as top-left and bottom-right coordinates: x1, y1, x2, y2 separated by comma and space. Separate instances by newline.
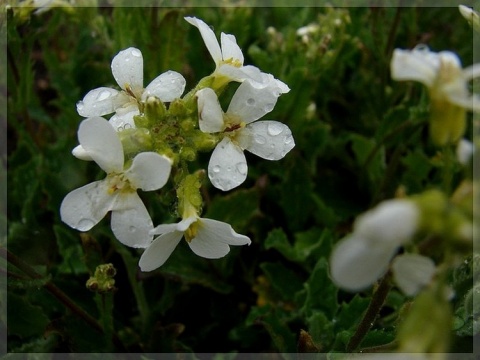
196, 80, 295, 191
76, 47, 186, 129
60, 117, 172, 248
139, 216, 251, 271
459, 5, 480, 30
185, 16, 289, 92
391, 46, 480, 112
391, 253, 436, 296
456, 138, 475, 164
329, 199, 420, 292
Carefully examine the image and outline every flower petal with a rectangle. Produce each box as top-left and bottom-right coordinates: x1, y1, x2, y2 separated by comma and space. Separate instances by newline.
139, 231, 183, 271
392, 254, 436, 296
208, 138, 247, 191
227, 80, 280, 123
329, 235, 397, 292
220, 32, 243, 64
354, 199, 419, 246
124, 152, 172, 191
188, 218, 250, 259
78, 117, 124, 173
109, 109, 139, 130
196, 87, 225, 133
142, 70, 186, 102
110, 192, 154, 248
390, 48, 439, 87
185, 17, 222, 65
111, 47, 144, 92
72, 145, 93, 161
237, 121, 295, 160
60, 180, 114, 231
76, 87, 119, 117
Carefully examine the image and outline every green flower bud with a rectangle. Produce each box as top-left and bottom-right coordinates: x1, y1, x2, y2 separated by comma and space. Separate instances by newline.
429, 98, 466, 146
118, 128, 153, 159
86, 263, 117, 293
144, 96, 167, 125
412, 189, 448, 234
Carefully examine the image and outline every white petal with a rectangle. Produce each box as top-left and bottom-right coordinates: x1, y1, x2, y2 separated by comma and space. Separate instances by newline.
196, 88, 225, 133
463, 63, 480, 81
139, 231, 183, 271
71, 145, 93, 161
110, 192, 154, 248
60, 180, 115, 231
217, 64, 253, 82
151, 223, 181, 235
177, 216, 198, 232
124, 152, 172, 191
390, 48, 439, 87
142, 70, 186, 102
208, 138, 247, 191
78, 117, 124, 173
111, 47, 144, 92
237, 121, 295, 160
227, 80, 280, 123
220, 32, 243, 64
329, 235, 397, 292
109, 109, 139, 131
392, 254, 436, 296
354, 199, 419, 246
456, 139, 475, 164
188, 218, 250, 259
185, 17, 222, 65
76, 87, 119, 117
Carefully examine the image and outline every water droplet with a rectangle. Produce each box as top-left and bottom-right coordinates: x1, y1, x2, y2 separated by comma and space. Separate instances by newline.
247, 98, 255, 106
129, 226, 137, 233
97, 90, 112, 101
76, 102, 84, 111
236, 162, 247, 175
213, 165, 221, 173
284, 134, 293, 144
254, 134, 267, 144
131, 48, 142, 57
267, 123, 284, 136
264, 103, 275, 113
226, 165, 232, 171
78, 218, 95, 230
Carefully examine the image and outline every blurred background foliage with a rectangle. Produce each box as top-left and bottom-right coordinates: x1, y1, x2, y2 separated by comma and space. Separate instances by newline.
4, 1, 477, 355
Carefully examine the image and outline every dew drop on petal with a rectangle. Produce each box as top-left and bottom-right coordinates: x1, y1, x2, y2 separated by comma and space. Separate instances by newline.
97, 90, 112, 101
213, 165, 221, 173
254, 134, 267, 144
264, 103, 275, 113
284, 134, 294, 144
129, 226, 137, 233
267, 122, 284, 136
247, 98, 255, 106
236, 162, 247, 175
76, 102, 84, 111
78, 218, 95, 230
131, 48, 142, 57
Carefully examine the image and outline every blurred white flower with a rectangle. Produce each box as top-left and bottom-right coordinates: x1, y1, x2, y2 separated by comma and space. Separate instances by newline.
391, 46, 479, 112
60, 117, 172, 248
392, 253, 436, 296
139, 216, 251, 271
185, 16, 289, 92
329, 199, 420, 292
196, 80, 294, 191
456, 138, 475, 165
76, 47, 186, 129
459, 5, 480, 30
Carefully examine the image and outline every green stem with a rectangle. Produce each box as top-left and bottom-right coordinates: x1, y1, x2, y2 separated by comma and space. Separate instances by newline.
346, 274, 392, 352
2, 247, 125, 351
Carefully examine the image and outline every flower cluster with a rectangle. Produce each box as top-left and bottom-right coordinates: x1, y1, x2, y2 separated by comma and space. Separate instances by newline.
60, 17, 294, 270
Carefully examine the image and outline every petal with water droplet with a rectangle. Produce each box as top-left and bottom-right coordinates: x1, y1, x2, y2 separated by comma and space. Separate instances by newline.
143, 70, 186, 102
196, 88, 225, 133
109, 109, 139, 130
111, 47, 144, 92
185, 17, 222, 65
208, 138, 247, 191
60, 180, 114, 231
110, 192, 154, 248
227, 80, 280, 123
78, 117, 124, 173
238, 121, 295, 160
124, 152, 172, 191
77, 87, 119, 117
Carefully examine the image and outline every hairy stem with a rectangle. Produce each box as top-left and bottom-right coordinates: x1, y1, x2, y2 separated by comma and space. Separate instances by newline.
346, 274, 392, 352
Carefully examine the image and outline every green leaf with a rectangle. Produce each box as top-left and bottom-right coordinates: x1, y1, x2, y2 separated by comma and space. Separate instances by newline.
53, 225, 88, 275
306, 311, 334, 351
259, 262, 304, 302
335, 294, 370, 332
300, 258, 338, 319
7, 293, 49, 338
